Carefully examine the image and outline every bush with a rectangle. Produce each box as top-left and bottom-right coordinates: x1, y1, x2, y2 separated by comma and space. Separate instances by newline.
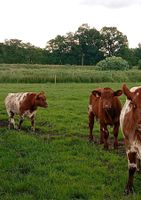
96, 56, 129, 71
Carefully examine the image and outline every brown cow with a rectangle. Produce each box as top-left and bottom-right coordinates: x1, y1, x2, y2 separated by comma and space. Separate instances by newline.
120, 84, 141, 194
5, 92, 48, 131
88, 87, 122, 149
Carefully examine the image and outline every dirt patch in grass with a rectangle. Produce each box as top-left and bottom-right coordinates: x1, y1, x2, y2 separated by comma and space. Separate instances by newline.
0, 119, 8, 127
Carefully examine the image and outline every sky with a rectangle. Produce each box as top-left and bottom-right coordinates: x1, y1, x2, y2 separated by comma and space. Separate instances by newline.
1, 0, 141, 48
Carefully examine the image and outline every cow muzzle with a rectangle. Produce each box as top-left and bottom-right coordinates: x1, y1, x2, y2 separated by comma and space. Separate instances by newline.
103, 104, 111, 110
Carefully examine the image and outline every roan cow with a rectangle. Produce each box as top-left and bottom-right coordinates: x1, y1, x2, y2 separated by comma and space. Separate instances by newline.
5, 91, 48, 131
120, 84, 141, 194
88, 87, 122, 149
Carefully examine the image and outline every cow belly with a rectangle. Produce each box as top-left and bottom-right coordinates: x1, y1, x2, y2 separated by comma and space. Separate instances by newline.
23, 110, 36, 118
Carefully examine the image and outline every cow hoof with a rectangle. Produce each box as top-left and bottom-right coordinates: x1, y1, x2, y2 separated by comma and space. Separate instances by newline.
88, 139, 94, 144
103, 145, 109, 150
31, 128, 36, 133
100, 139, 104, 144
114, 141, 118, 149
88, 136, 94, 142
114, 144, 118, 149
124, 186, 134, 195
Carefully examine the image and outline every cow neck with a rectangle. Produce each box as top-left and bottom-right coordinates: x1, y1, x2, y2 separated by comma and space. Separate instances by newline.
30, 95, 37, 112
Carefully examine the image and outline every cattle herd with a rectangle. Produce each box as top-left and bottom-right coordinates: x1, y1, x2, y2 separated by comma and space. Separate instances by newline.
3, 84, 141, 195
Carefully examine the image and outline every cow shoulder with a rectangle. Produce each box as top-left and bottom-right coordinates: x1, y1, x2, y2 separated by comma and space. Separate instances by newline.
19, 93, 37, 114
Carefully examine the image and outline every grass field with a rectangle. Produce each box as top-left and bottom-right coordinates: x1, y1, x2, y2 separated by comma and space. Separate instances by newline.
0, 82, 141, 200
0, 64, 141, 83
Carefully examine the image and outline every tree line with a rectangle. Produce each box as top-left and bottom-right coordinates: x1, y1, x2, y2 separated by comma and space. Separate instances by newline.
0, 24, 141, 66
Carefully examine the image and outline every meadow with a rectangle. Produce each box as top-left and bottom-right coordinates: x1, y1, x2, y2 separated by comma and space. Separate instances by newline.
0, 64, 141, 200
0, 64, 141, 83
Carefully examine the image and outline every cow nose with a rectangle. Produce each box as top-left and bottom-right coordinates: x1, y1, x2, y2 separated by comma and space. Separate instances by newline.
104, 104, 111, 109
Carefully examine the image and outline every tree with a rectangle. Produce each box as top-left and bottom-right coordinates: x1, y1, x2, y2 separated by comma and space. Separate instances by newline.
74, 24, 104, 65
100, 27, 128, 57
46, 35, 68, 64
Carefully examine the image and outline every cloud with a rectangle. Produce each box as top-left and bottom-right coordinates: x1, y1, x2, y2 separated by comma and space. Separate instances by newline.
80, 0, 141, 8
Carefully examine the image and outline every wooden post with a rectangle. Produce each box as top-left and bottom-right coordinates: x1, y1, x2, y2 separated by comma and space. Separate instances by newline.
55, 74, 56, 84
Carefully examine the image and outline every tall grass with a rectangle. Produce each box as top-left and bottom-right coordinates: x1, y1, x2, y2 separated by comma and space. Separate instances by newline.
0, 64, 141, 83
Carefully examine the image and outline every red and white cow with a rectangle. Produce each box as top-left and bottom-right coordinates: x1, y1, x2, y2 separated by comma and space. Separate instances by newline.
88, 87, 122, 149
120, 84, 141, 194
5, 92, 48, 131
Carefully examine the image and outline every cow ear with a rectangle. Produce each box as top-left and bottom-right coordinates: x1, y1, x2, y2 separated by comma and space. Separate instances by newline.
92, 90, 101, 97
35, 94, 40, 100
37, 91, 45, 97
114, 90, 122, 96
122, 84, 133, 100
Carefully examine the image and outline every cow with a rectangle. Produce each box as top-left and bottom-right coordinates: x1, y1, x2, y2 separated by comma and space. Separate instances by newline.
88, 87, 122, 149
5, 91, 48, 131
120, 84, 141, 194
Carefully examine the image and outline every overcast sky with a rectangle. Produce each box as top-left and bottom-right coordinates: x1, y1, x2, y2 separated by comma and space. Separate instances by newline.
1, 0, 141, 48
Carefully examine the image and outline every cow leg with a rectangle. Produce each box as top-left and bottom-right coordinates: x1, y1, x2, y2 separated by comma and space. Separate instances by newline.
8, 111, 16, 129
124, 151, 137, 195
100, 126, 104, 144
88, 111, 94, 142
113, 122, 119, 149
100, 124, 109, 150
30, 115, 35, 132
18, 116, 24, 130
137, 158, 141, 172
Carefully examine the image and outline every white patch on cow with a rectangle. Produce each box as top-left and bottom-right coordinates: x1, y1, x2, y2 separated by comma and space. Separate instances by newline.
130, 86, 141, 92
126, 139, 141, 160
5, 92, 29, 115
120, 99, 131, 133
133, 140, 141, 160
88, 105, 92, 114
102, 127, 108, 133
128, 162, 137, 169
10, 118, 15, 127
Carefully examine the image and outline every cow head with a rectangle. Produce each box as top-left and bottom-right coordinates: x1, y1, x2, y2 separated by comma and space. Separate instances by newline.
92, 88, 122, 110
35, 92, 48, 108
122, 84, 141, 109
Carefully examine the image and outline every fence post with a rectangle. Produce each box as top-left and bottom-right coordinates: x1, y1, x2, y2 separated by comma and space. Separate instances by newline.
55, 74, 56, 84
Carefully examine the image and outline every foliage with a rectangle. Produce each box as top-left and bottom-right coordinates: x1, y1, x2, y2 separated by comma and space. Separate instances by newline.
116, 47, 136, 67
100, 27, 128, 57
138, 59, 141, 69
96, 56, 129, 71
0, 25, 141, 66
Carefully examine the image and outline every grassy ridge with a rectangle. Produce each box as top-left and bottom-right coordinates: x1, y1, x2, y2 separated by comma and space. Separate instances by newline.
0, 64, 141, 83
0, 83, 141, 199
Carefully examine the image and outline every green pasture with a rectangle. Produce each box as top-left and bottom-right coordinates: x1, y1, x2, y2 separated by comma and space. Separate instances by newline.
0, 82, 141, 200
